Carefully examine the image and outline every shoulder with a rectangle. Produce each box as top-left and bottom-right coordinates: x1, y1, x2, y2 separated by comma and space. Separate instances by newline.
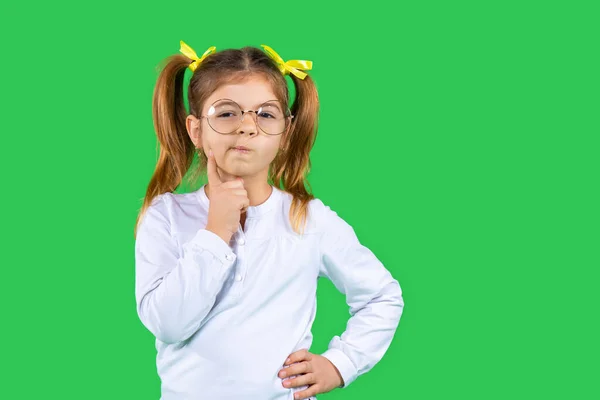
138, 190, 197, 227
147, 189, 206, 221
163, 190, 203, 210
309, 197, 359, 243
307, 197, 331, 224
277, 190, 350, 235
137, 192, 172, 234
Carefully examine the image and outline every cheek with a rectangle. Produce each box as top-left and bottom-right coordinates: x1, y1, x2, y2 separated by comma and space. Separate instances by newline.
260, 139, 282, 159
201, 131, 230, 152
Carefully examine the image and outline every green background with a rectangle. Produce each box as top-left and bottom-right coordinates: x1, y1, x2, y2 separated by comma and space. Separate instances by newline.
1, 1, 597, 399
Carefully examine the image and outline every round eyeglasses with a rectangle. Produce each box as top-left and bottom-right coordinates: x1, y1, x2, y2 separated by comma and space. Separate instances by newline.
197, 99, 293, 135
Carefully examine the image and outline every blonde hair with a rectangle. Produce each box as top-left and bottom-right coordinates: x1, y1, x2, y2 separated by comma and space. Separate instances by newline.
134, 46, 319, 237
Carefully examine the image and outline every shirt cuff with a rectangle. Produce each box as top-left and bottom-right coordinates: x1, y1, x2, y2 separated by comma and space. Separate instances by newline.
321, 348, 358, 388
184, 229, 237, 265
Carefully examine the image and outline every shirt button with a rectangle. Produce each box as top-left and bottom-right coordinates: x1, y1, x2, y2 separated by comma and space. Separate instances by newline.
225, 254, 234, 261
234, 274, 242, 282
238, 238, 245, 245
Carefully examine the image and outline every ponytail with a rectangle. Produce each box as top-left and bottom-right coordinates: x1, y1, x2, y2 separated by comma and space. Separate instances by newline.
134, 54, 196, 237
271, 74, 320, 234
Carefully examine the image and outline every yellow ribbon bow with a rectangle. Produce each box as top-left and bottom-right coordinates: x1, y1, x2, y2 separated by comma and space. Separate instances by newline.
260, 44, 313, 80
179, 40, 216, 72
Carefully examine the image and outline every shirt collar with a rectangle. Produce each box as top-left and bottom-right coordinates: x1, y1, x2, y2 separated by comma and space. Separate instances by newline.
196, 184, 282, 218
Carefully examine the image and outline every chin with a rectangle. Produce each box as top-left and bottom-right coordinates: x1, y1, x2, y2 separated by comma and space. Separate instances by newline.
225, 164, 262, 178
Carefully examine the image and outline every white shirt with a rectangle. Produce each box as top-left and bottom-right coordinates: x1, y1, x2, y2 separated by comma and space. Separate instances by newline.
135, 185, 404, 400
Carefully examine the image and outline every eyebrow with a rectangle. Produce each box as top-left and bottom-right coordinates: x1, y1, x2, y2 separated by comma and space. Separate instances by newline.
218, 99, 283, 111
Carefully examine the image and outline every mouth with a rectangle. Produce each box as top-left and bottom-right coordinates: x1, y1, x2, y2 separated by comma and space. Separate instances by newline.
231, 146, 251, 153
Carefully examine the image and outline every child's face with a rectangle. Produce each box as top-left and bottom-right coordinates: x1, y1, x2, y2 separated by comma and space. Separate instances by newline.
187, 75, 287, 181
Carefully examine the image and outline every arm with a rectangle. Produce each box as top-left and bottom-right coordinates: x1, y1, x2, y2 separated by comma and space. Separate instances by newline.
318, 204, 404, 388
134, 194, 237, 344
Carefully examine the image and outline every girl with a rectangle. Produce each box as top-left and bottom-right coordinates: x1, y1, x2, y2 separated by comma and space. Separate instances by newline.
134, 40, 404, 400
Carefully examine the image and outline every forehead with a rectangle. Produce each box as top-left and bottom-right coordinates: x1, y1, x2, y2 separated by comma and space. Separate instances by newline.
204, 76, 279, 109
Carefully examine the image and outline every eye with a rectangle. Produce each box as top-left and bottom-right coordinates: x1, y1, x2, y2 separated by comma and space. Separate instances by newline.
258, 112, 275, 119
217, 111, 236, 118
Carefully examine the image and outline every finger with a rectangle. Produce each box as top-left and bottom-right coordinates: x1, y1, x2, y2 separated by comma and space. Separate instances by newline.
206, 149, 222, 185
230, 189, 248, 197
291, 383, 319, 399
239, 200, 250, 210
239, 197, 249, 209
283, 373, 316, 389
279, 361, 312, 378
221, 179, 245, 190
285, 349, 311, 365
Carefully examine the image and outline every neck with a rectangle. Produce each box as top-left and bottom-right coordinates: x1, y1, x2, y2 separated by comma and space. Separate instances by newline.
240, 175, 273, 206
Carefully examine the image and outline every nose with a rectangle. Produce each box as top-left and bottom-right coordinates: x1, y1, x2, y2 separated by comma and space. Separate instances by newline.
237, 111, 258, 136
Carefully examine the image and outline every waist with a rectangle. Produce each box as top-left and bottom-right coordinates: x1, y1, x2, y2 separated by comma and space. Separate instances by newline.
156, 331, 314, 400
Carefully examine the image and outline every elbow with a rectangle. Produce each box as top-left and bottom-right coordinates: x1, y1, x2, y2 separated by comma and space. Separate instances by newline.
374, 280, 405, 321
392, 279, 404, 307
351, 280, 405, 321
390, 279, 405, 318
157, 333, 186, 345
150, 324, 187, 345
137, 295, 189, 345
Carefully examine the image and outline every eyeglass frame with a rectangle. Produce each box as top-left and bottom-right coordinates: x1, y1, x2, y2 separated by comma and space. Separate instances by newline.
194, 98, 294, 136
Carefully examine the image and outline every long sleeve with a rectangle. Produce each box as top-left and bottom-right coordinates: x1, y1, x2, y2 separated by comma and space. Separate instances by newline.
318, 204, 404, 388
134, 194, 237, 344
